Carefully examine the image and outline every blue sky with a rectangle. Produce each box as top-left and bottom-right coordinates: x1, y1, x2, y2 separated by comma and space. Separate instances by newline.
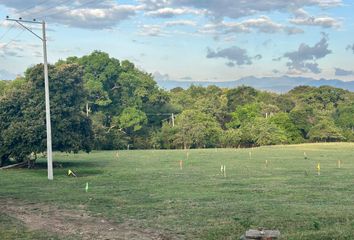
0, 0, 353, 82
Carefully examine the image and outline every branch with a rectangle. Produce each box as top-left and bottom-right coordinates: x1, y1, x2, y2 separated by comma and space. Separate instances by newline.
106, 125, 127, 134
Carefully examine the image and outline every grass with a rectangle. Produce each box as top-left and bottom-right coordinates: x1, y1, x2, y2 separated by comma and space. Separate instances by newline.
0, 214, 60, 240
1, 143, 354, 239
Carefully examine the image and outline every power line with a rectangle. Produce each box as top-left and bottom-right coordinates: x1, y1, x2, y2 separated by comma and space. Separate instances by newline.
0, 22, 16, 41
35, 0, 75, 19
15, 0, 51, 14
9, 0, 73, 21
0, 29, 25, 50
38, 0, 100, 19
14, 0, 73, 17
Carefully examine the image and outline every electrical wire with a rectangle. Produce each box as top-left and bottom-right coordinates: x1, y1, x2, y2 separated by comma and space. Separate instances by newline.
35, 0, 76, 19
16, 0, 51, 14
0, 22, 16, 42
0, 29, 25, 50
9, 0, 74, 21
37, 0, 101, 19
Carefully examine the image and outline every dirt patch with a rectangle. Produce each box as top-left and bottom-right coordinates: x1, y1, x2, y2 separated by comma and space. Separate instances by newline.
0, 199, 176, 240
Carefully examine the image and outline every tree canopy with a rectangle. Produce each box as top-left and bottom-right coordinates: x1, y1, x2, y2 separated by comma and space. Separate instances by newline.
2, 51, 354, 166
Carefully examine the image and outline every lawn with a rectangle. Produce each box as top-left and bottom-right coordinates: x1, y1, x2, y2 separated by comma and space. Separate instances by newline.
1, 143, 354, 239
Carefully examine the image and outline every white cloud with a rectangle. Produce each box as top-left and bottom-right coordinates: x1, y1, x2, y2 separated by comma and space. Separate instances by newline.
0, 0, 344, 32
290, 9, 341, 28
140, 0, 342, 19
164, 20, 197, 27
0, 40, 25, 58
145, 7, 203, 18
200, 16, 303, 36
138, 24, 166, 37
1, 0, 140, 29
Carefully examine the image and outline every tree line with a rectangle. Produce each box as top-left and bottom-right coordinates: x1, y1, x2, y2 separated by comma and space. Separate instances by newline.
1, 51, 354, 165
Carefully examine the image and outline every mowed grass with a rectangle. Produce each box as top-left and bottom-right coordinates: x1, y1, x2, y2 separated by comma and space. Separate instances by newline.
1, 143, 354, 239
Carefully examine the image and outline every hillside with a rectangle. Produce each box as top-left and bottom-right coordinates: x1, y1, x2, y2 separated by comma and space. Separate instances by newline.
156, 75, 354, 92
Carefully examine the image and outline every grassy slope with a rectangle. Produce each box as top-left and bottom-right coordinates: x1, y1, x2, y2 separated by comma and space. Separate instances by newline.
1, 143, 354, 239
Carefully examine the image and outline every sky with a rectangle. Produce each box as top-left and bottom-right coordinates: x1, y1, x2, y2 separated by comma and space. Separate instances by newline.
0, 0, 354, 82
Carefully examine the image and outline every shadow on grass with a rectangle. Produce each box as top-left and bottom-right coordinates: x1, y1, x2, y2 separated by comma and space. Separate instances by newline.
33, 161, 105, 177
34, 160, 103, 169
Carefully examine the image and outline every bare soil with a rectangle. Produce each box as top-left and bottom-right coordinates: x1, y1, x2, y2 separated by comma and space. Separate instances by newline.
0, 199, 176, 240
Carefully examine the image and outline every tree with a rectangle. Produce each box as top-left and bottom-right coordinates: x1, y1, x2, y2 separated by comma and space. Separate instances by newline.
114, 107, 147, 133
270, 112, 303, 143
289, 106, 316, 138
256, 120, 287, 146
59, 51, 171, 150
0, 80, 7, 96
307, 119, 345, 142
150, 122, 179, 149
275, 95, 295, 113
173, 110, 222, 149
226, 86, 258, 111
227, 103, 261, 129
239, 118, 287, 147
0, 63, 93, 165
334, 103, 354, 131
220, 129, 242, 148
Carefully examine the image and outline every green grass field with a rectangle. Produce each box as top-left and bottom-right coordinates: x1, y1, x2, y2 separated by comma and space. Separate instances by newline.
1, 143, 354, 239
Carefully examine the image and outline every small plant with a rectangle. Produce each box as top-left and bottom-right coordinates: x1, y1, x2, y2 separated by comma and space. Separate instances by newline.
313, 221, 321, 230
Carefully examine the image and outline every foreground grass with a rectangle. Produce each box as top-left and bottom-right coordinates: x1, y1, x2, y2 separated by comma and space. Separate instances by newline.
1, 143, 354, 239
0, 214, 60, 240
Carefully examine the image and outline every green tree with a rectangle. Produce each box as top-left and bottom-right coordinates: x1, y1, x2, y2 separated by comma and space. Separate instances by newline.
275, 95, 295, 113
227, 103, 261, 129
226, 86, 258, 111
0, 63, 93, 165
114, 107, 147, 133
270, 112, 303, 143
59, 51, 171, 150
289, 106, 316, 138
220, 129, 242, 148
334, 103, 354, 131
256, 120, 287, 146
173, 110, 222, 149
239, 118, 287, 147
307, 119, 345, 142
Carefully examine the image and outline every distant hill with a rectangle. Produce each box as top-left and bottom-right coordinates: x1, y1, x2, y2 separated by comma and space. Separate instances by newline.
155, 75, 354, 93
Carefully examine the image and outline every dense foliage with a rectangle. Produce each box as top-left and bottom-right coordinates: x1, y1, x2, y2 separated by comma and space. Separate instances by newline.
0, 63, 93, 166
1, 51, 354, 164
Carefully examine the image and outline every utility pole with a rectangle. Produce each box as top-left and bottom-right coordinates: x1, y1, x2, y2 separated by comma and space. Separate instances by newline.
171, 113, 175, 127
6, 17, 53, 180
